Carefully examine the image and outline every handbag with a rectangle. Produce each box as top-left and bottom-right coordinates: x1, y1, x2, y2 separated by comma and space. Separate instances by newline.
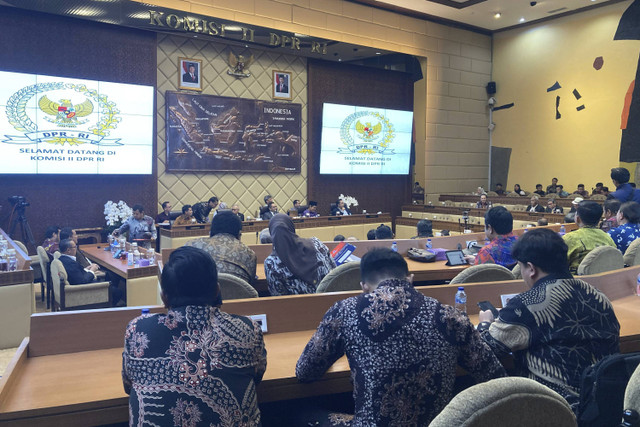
407, 248, 436, 263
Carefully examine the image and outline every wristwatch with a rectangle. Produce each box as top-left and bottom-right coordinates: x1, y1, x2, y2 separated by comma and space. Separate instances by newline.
477, 321, 492, 332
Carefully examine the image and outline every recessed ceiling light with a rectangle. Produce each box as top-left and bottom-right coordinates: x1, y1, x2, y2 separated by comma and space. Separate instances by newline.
519, 17, 526, 22
494, 12, 502, 19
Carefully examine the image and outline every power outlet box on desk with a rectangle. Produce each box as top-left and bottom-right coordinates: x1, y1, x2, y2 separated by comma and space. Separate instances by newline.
249, 314, 268, 333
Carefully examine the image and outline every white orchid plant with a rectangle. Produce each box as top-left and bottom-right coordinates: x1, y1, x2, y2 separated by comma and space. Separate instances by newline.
339, 194, 359, 209
104, 200, 132, 233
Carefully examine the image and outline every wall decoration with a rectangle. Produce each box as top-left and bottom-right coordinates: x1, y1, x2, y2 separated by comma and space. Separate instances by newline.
178, 57, 202, 91
227, 51, 254, 78
273, 70, 292, 100
593, 56, 604, 70
165, 91, 301, 173
615, 0, 640, 163
547, 81, 561, 92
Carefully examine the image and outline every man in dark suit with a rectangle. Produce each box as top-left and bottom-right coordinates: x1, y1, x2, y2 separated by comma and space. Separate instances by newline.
261, 201, 278, 221
58, 238, 123, 305
58, 238, 100, 285
183, 63, 198, 83
526, 195, 545, 213
231, 204, 245, 221
276, 74, 288, 93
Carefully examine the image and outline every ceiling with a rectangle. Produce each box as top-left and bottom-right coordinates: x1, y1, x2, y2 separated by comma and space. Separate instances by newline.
350, 0, 624, 32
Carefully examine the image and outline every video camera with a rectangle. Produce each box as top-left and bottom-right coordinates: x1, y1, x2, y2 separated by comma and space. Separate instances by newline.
8, 196, 30, 208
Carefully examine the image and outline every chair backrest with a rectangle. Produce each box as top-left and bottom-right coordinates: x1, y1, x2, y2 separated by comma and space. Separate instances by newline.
37, 245, 52, 286
624, 363, 640, 421
511, 263, 522, 279
37, 246, 50, 269
217, 273, 259, 300
429, 377, 576, 427
49, 252, 69, 307
14, 240, 28, 255
590, 194, 607, 201
487, 191, 498, 197
506, 192, 521, 198
450, 264, 515, 284
316, 262, 361, 293
624, 238, 640, 267
577, 245, 624, 275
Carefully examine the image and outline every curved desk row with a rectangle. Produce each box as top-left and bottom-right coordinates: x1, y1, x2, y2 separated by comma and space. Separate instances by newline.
438, 194, 605, 208
1, 263, 639, 426
159, 213, 392, 250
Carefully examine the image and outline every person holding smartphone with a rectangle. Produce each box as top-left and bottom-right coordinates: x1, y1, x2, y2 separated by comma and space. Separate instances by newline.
477, 228, 620, 414
464, 206, 517, 269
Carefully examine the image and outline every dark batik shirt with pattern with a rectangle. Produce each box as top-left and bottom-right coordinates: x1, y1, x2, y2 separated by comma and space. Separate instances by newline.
296, 279, 506, 426
264, 237, 336, 295
122, 305, 267, 427
186, 234, 257, 285
608, 222, 640, 254
474, 232, 517, 268
480, 276, 620, 412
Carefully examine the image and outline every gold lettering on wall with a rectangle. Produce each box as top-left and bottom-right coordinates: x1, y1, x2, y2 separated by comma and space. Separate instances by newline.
147, 11, 326, 55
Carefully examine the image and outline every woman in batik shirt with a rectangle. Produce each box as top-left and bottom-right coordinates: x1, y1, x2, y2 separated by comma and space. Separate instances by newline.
264, 213, 336, 295
122, 246, 267, 426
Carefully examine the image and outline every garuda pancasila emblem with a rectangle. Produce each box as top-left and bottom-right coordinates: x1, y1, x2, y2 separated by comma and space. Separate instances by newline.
355, 120, 382, 141
38, 96, 94, 127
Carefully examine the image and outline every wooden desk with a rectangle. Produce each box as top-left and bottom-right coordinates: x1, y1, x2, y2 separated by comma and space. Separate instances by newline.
3, 266, 639, 426
81, 245, 160, 307
0, 229, 34, 349
401, 205, 566, 224
252, 259, 468, 292
159, 214, 392, 249
438, 194, 604, 209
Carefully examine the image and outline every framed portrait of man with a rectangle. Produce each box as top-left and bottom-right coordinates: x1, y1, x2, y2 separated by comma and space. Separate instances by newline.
179, 57, 203, 91
273, 70, 292, 100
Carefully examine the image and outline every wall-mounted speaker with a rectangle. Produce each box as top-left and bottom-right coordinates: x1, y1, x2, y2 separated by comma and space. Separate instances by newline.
486, 81, 497, 95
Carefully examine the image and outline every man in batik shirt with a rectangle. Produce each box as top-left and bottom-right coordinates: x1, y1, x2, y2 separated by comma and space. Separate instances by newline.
296, 248, 506, 426
478, 228, 620, 413
122, 246, 266, 426
186, 210, 256, 285
112, 204, 156, 241
563, 201, 616, 273
466, 206, 517, 269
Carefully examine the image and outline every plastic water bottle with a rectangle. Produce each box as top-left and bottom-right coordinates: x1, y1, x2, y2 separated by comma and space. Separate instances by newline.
426, 239, 432, 249
147, 248, 155, 265
559, 225, 566, 236
455, 286, 467, 313
127, 252, 134, 266
636, 273, 640, 297
141, 308, 150, 315
391, 241, 398, 252
6, 249, 17, 271
132, 243, 140, 265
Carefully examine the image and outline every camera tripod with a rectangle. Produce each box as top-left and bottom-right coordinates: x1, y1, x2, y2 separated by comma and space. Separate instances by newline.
9, 206, 35, 247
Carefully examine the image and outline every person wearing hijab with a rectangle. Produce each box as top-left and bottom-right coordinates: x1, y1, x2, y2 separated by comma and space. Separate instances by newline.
264, 214, 336, 295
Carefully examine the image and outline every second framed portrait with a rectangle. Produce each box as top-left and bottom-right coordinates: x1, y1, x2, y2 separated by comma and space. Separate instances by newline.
273, 70, 292, 100
179, 57, 203, 91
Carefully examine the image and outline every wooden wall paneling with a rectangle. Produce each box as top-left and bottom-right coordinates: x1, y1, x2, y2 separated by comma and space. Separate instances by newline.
307, 59, 413, 219
0, 7, 157, 251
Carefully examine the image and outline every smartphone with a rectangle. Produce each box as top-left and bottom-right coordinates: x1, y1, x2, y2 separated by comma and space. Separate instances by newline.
477, 300, 500, 318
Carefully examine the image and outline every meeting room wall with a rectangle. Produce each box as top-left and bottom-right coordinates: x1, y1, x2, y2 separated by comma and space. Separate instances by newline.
155, 34, 308, 217
0, 7, 158, 248
492, 0, 636, 193
142, 0, 493, 195
307, 59, 413, 218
